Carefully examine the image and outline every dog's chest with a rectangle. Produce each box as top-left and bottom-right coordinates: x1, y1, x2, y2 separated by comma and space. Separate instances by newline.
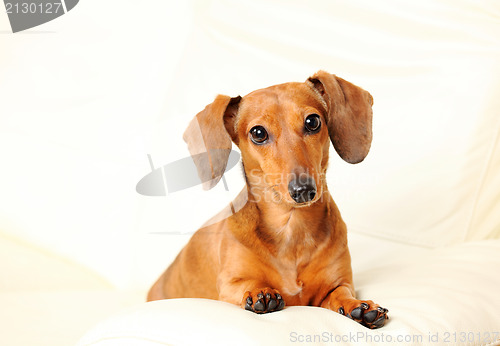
271, 257, 304, 297
266, 212, 325, 299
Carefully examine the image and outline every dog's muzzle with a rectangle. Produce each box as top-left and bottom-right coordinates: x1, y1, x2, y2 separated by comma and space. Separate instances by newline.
288, 176, 317, 204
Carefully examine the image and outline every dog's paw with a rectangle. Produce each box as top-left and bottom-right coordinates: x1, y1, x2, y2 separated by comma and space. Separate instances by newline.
337, 300, 388, 329
242, 288, 285, 314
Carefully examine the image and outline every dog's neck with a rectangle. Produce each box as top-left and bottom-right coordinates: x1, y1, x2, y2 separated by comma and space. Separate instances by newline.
248, 186, 333, 253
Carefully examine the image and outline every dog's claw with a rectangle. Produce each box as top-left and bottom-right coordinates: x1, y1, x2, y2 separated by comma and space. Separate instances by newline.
245, 297, 253, 311
377, 306, 388, 313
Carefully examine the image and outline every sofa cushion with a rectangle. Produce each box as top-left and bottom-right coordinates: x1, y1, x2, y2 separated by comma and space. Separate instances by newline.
77, 234, 500, 346
0, 234, 144, 346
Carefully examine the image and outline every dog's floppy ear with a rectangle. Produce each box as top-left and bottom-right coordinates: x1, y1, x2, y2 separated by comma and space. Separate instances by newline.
183, 94, 241, 190
307, 71, 373, 164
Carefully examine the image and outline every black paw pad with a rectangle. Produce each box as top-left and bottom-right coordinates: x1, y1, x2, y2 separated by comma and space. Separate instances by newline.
364, 307, 388, 329
254, 299, 265, 311
267, 298, 278, 310
363, 310, 378, 323
244, 291, 285, 314
344, 303, 389, 329
373, 315, 386, 328
351, 307, 363, 320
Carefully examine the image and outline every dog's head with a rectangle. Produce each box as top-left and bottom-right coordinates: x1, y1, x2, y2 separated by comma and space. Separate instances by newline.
183, 71, 373, 206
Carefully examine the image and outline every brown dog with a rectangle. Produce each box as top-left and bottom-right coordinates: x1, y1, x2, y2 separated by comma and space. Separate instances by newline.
147, 71, 388, 329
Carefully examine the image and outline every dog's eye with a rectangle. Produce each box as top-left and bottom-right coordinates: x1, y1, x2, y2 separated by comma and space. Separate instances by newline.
249, 126, 269, 144
305, 114, 321, 133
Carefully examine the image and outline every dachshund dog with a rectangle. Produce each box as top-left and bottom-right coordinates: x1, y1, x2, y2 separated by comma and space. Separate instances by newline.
147, 71, 388, 329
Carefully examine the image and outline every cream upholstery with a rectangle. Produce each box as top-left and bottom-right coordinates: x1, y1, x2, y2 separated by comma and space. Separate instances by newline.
77, 234, 500, 346
1, 0, 499, 345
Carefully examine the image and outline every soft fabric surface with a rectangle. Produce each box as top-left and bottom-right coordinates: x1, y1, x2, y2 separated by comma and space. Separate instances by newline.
77, 234, 500, 346
0, 234, 145, 346
1, 0, 499, 293
1, 1, 500, 345
159, 0, 500, 248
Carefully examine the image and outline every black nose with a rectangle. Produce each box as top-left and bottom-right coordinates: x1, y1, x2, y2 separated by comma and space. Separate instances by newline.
288, 176, 317, 204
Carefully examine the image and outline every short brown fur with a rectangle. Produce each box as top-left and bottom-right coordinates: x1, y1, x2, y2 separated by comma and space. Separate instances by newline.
147, 71, 388, 329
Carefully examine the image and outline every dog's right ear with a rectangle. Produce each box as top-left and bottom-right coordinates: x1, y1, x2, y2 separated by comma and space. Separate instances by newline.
183, 94, 241, 190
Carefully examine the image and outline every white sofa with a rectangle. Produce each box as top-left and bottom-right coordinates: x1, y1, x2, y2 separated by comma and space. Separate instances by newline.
1, 1, 499, 345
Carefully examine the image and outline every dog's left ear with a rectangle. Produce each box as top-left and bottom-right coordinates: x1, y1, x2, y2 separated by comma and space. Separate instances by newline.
307, 71, 373, 164
183, 94, 241, 190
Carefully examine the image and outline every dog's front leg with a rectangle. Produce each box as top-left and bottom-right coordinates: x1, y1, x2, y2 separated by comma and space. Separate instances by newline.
321, 284, 388, 329
218, 278, 286, 314
217, 276, 285, 314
